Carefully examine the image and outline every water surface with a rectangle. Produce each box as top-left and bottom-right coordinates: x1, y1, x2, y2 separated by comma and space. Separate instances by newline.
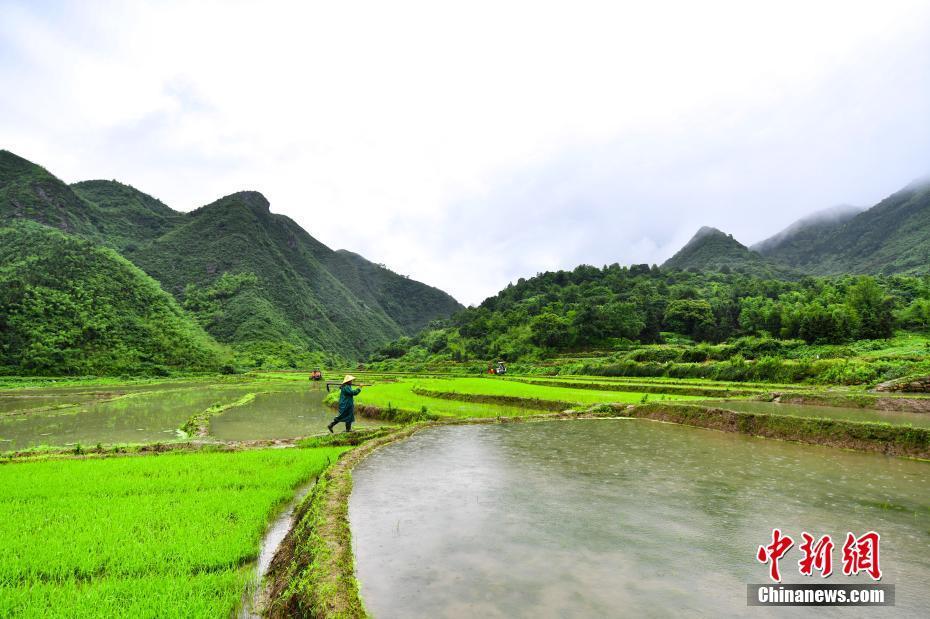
0, 386, 252, 450
209, 387, 383, 441
351, 420, 930, 617
0, 393, 109, 415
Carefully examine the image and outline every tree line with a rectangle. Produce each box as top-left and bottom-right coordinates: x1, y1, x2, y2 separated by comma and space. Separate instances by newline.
372, 264, 930, 362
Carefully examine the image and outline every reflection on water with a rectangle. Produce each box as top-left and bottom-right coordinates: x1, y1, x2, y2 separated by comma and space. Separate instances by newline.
0, 386, 252, 450
209, 387, 382, 441
350, 420, 930, 618
705, 399, 930, 428
0, 393, 107, 415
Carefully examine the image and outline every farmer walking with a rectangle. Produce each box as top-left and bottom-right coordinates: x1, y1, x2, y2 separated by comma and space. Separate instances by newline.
328, 375, 361, 433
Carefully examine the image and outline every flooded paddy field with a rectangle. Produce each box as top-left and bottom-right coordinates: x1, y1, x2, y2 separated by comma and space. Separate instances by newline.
706, 399, 930, 428
351, 420, 930, 617
0, 392, 110, 415
0, 384, 256, 450
4, 372, 927, 452
0, 375, 386, 450
209, 387, 384, 441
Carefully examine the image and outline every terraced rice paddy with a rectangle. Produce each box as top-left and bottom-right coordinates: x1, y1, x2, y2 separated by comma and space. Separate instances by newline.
506, 374, 809, 391
0, 446, 346, 617
333, 381, 548, 418
349, 376, 700, 418
3, 371, 930, 616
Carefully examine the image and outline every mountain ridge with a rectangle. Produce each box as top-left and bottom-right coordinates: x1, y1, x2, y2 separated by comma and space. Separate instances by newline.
664, 175, 930, 277
661, 226, 795, 277
751, 204, 863, 254
755, 180, 930, 274
0, 150, 463, 362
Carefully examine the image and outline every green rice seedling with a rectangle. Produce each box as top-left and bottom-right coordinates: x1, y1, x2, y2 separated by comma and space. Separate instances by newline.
0, 446, 347, 617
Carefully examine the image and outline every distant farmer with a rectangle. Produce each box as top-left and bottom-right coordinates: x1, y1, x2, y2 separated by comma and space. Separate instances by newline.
328, 375, 361, 433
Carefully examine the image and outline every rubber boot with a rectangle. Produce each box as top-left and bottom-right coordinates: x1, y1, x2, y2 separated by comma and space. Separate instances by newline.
327, 422, 335, 434
345, 422, 353, 433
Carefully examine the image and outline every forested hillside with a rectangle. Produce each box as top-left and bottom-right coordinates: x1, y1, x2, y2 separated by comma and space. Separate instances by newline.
0, 222, 225, 375
324, 249, 462, 334
129, 191, 408, 360
4, 147, 927, 375
0, 150, 99, 237
756, 180, 930, 274
71, 179, 184, 250
0, 150, 463, 368
374, 263, 930, 363
661, 226, 795, 278
751, 204, 862, 256
657, 179, 930, 279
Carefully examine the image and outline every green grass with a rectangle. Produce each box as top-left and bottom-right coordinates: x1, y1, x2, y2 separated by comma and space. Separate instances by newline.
336, 377, 699, 419
855, 332, 930, 360
525, 374, 806, 389
347, 381, 544, 418
0, 446, 347, 617
407, 377, 702, 405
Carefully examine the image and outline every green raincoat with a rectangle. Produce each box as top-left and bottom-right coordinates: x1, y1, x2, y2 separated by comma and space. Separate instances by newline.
335, 384, 361, 423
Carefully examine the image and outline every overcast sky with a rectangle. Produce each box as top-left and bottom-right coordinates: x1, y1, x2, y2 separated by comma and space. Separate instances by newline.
2, 1, 929, 305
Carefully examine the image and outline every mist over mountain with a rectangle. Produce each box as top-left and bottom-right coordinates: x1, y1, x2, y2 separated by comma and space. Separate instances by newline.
660, 176, 930, 279
751, 204, 863, 255
753, 180, 930, 275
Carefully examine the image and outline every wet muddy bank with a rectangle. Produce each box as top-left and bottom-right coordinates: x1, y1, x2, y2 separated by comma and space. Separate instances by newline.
181, 392, 260, 437
330, 401, 437, 424
240, 482, 317, 618
765, 391, 930, 413
620, 403, 930, 459
0, 436, 307, 462
264, 426, 422, 618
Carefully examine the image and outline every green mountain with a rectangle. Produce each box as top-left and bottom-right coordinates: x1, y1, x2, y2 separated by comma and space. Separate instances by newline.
71, 179, 184, 250
0, 150, 98, 236
0, 150, 462, 362
0, 222, 225, 374
324, 249, 461, 334
128, 190, 452, 358
661, 226, 792, 277
756, 180, 930, 274
750, 204, 862, 256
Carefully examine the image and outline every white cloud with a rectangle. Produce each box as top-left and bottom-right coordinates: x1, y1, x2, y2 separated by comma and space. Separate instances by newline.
2, 0, 929, 304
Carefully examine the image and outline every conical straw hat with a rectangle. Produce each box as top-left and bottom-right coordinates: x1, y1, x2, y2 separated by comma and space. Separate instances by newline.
341, 374, 356, 385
